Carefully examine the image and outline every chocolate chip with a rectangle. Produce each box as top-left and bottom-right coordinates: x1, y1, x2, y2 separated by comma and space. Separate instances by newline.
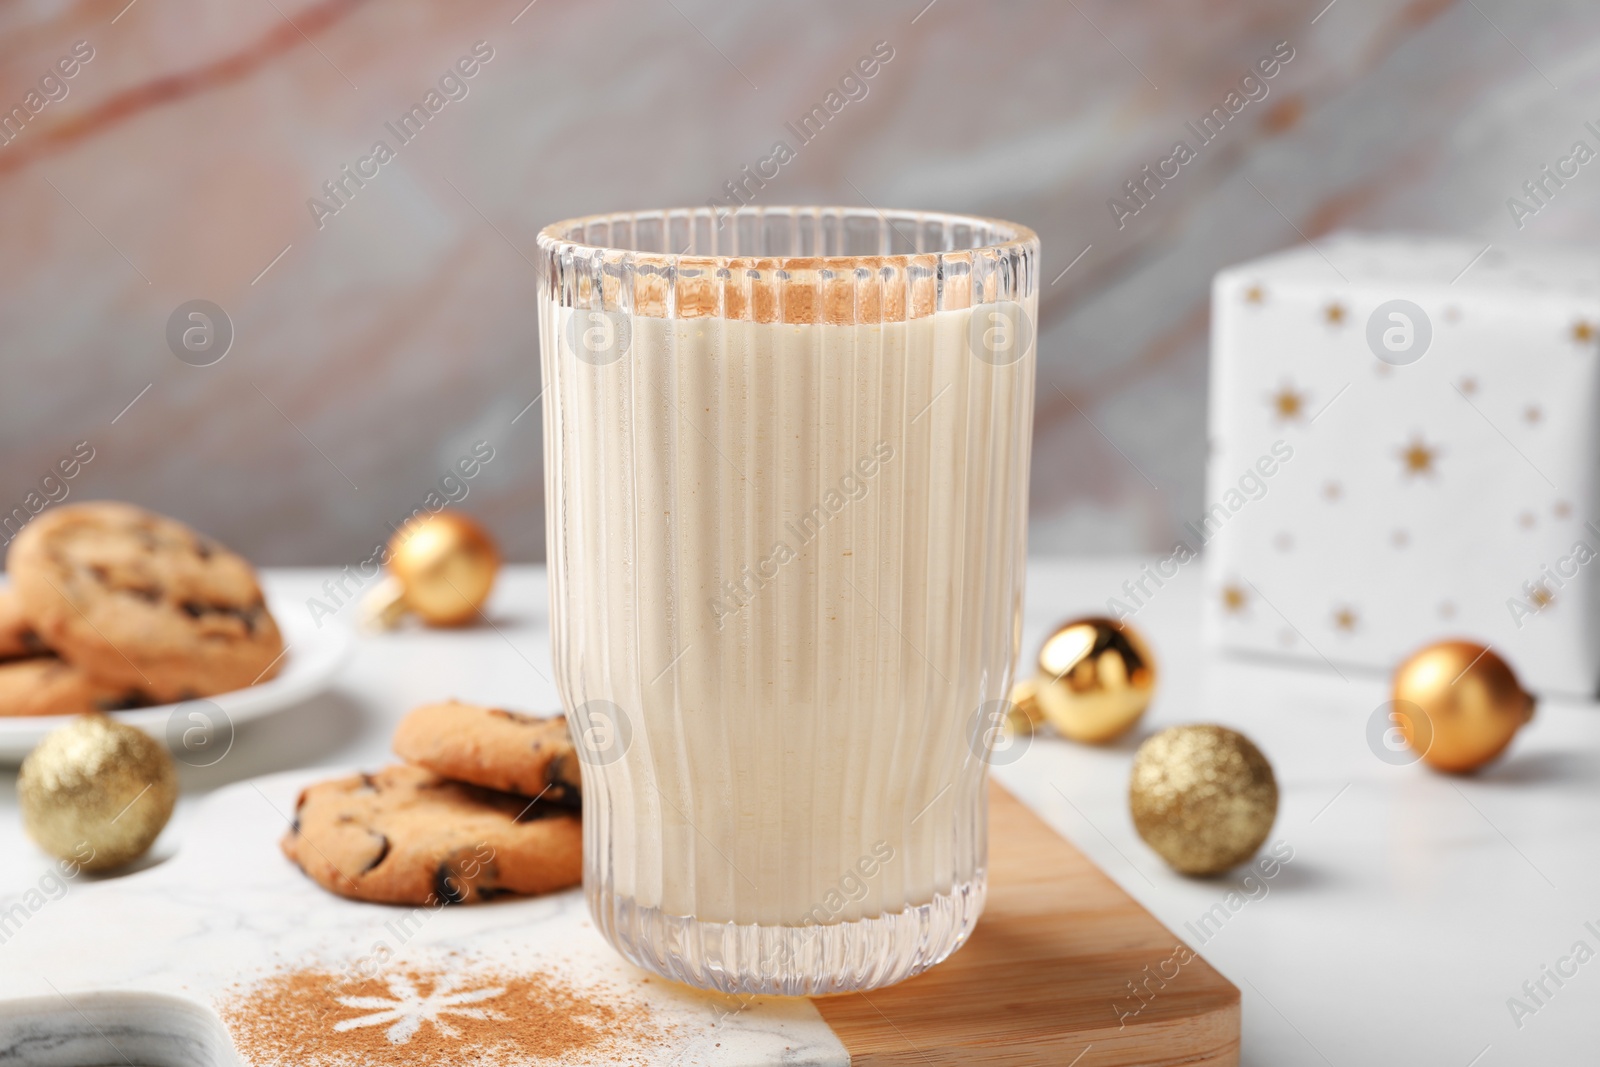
179, 601, 256, 631
490, 708, 543, 726
96, 691, 153, 712
433, 865, 470, 905
362, 833, 390, 873
512, 800, 571, 822
543, 755, 583, 810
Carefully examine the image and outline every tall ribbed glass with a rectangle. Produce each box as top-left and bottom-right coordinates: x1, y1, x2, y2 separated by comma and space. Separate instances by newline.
537, 207, 1038, 995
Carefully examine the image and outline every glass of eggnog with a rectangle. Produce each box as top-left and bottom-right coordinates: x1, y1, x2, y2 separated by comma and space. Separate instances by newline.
536, 207, 1038, 995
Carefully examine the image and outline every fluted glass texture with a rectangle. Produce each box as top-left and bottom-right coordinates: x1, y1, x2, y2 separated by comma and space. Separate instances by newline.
537, 207, 1038, 994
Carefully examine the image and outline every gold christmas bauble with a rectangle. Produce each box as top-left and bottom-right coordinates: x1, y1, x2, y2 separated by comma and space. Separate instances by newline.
1392, 640, 1534, 773
1034, 616, 1155, 743
1130, 724, 1277, 876
18, 715, 178, 872
368, 511, 501, 628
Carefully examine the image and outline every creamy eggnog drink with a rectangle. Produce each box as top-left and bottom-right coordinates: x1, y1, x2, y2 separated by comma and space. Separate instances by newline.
537, 207, 1037, 994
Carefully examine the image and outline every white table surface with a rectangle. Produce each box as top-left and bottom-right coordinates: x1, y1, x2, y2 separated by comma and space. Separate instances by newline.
3, 560, 1597, 1066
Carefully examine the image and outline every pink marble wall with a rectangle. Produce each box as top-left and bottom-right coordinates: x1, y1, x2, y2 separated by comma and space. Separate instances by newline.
2, 0, 1598, 563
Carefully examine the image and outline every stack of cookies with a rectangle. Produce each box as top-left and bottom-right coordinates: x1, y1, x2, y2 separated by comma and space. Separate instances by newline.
282, 700, 585, 905
1, 503, 285, 716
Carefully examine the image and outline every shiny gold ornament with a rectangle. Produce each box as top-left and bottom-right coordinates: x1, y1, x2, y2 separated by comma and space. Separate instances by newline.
18, 715, 178, 872
1033, 616, 1156, 743
1130, 724, 1277, 876
1392, 640, 1534, 773
364, 511, 501, 628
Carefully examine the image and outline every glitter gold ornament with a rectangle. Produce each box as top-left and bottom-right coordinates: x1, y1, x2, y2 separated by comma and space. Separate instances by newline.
364, 511, 501, 628
1033, 617, 1156, 743
1392, 640, 1535, 773
18, 714, 178, 872
1130, 724, 1277, 876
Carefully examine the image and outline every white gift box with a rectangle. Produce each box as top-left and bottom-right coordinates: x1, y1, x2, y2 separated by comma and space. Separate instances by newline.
1201, 233, 1600, 696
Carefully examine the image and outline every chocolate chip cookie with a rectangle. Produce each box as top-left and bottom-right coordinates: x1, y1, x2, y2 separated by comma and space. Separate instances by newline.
0, 589, 45, 661
281, 764, 582, 905
6, 503, 285, 702
393, 701, 582, 806
0, 657, 147, 717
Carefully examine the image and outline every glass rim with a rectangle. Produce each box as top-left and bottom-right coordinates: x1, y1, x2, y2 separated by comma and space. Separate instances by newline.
535, 205, 1039, 269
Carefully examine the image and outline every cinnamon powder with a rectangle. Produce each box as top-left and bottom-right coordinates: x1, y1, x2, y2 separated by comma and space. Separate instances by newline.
220, 963, 661, 1065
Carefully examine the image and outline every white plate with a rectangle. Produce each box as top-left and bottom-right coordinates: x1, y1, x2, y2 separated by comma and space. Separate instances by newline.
0, 591, 354, 762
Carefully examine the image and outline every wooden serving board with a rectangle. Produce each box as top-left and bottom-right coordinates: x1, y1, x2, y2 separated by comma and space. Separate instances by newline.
820, 783, 1240, 1066
0, 774, 1236, 1066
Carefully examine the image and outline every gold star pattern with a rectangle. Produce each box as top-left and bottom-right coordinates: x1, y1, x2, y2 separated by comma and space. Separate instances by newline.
1268, 382, 1308, 422
1530, 585, 1556, 610
1221, 584, 1249, 614
1524, 405, 1543, 424
1397, 436, 1441, 479
1324, 303, 1347, 326
1332, 605, 1359, 632
1574, 320, 1596, 344
1244, 284, 1265, 304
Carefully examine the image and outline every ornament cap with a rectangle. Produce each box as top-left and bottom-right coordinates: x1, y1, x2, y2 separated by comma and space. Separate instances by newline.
360, 575, 408, 632
1007, 677, 1046, 733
